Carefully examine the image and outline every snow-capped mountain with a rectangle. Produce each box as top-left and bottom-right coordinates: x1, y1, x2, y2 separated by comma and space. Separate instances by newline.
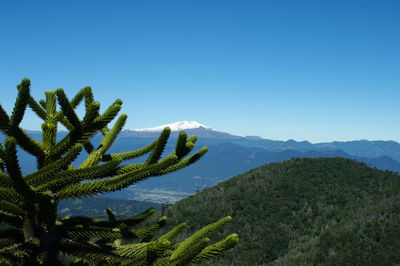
133, 121, 213, 132
121, 121, 240, 139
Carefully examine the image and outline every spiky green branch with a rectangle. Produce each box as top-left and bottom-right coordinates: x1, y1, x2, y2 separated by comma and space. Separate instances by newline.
0, 78, 238, 265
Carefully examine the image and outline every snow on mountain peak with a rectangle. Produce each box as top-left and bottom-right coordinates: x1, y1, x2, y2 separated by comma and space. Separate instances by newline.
133, 121, 212, 132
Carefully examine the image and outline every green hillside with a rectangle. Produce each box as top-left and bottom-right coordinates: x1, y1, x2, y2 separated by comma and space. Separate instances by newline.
148, 157, 400, 265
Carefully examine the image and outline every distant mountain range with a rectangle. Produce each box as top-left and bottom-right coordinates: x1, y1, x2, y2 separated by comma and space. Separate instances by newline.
5, 121, 400, 202
90, 121, 400, 202
120, 121, 240, 139
120, 121, 400, 162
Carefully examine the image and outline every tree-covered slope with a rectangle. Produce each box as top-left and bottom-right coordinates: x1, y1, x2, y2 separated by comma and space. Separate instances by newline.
150, 157, 400, 265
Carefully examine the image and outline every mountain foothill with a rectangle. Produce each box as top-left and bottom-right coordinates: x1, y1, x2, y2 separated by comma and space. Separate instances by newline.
146, 157, 400, 265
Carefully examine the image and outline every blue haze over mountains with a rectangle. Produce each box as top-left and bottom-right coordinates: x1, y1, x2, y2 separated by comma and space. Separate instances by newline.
4, 123, 400, 203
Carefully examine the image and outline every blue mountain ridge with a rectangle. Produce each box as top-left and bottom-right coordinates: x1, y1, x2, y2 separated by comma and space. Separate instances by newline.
3, 130, 400, 203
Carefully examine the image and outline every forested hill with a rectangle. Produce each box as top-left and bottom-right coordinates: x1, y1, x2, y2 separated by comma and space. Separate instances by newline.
150, 157, 400, 265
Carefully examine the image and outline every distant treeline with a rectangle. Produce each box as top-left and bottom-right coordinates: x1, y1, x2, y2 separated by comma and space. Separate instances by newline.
58, 197, 161, 218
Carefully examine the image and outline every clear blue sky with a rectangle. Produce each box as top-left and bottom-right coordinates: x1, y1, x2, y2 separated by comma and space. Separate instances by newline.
1, 0, 399, 143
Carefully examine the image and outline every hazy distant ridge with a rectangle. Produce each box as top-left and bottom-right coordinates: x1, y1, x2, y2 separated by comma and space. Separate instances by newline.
8, 122, 400, 202
119, 121, 400, 162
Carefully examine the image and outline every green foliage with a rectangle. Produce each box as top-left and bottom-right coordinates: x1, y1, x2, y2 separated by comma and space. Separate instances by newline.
152, 157, 400, 265
0, 79, 238, 265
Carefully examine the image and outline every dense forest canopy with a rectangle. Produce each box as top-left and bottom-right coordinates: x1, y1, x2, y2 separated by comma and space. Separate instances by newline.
147, 157, 400, 265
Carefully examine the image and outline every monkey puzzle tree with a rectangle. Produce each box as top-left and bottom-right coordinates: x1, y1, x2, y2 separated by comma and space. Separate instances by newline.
0, 79, 238, 265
